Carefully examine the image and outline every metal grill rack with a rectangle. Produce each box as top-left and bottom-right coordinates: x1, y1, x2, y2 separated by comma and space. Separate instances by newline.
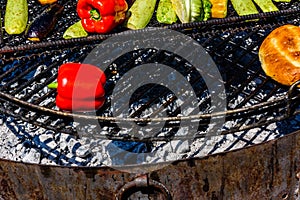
0, 0, 299, 163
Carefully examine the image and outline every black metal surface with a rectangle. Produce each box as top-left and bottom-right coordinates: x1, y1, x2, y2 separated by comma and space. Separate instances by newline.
0, 0, 300, 141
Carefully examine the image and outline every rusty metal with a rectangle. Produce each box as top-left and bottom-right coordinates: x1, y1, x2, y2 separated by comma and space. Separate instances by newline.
0, 130, 299, 199
116, 175, 172, 200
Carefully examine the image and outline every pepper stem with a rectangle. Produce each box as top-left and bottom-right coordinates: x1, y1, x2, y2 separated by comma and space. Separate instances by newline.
90, 9, 101, 20
48, 82, 58, 89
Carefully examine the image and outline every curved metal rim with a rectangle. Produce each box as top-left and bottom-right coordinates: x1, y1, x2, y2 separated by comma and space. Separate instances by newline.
0, 89, 289, 123
3, 76, 300, 124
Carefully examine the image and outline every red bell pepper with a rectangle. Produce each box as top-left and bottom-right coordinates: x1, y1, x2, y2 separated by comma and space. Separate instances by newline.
48, 63, 106, 111
76, 0, 128, 33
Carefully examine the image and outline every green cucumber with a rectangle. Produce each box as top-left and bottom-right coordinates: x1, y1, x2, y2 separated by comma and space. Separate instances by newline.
156, 0, 178, 24
253, 0, 279, 12
273, 0, 291, 2
230, 0, 259, 16
124, 0, 157, 30
4, 0, 28, 35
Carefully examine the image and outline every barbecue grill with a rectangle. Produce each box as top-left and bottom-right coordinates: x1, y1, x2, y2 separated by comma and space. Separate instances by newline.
0, 0, 300, 199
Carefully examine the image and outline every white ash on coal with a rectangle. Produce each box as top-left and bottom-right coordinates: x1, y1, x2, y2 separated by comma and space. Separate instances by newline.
0, 111, 299, 167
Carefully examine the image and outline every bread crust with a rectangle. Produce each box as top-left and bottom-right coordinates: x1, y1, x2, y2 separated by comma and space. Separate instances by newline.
259, 24, 300, 86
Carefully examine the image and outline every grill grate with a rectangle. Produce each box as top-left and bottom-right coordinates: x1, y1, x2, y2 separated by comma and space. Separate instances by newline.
0, 0, 300, 144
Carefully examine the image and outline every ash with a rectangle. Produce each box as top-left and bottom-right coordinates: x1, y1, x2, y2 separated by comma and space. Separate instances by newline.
0, 111, 299, 167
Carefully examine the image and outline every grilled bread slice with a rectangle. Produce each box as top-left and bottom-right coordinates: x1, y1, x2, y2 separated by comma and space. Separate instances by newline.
259, 24, 300, 86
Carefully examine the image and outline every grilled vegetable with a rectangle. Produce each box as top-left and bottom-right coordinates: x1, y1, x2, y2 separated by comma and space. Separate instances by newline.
171, 0, 211, 23
230, 0, 258, 16
76, 0, 128, 34
48, 63, 106, 111
4, 0, 28, 35
26, 4, 64, 41
156, 0, 178, 24
190, 0, 204, 21
273, 0, 291, 2
252, 0, 279, 12
170, 0, 189, 23
124, 0, 157, 29
210, 0, 228, 18
38, 0, 58, 5
202, 0, 212, 21
63, 20, 88, 39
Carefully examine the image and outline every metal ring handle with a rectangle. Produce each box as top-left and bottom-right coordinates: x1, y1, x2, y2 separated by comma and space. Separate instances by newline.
116, 175, 172, 200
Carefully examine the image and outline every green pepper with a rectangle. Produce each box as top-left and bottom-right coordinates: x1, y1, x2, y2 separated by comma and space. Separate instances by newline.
48, 63, 106, 111
4, 0, 28, 35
